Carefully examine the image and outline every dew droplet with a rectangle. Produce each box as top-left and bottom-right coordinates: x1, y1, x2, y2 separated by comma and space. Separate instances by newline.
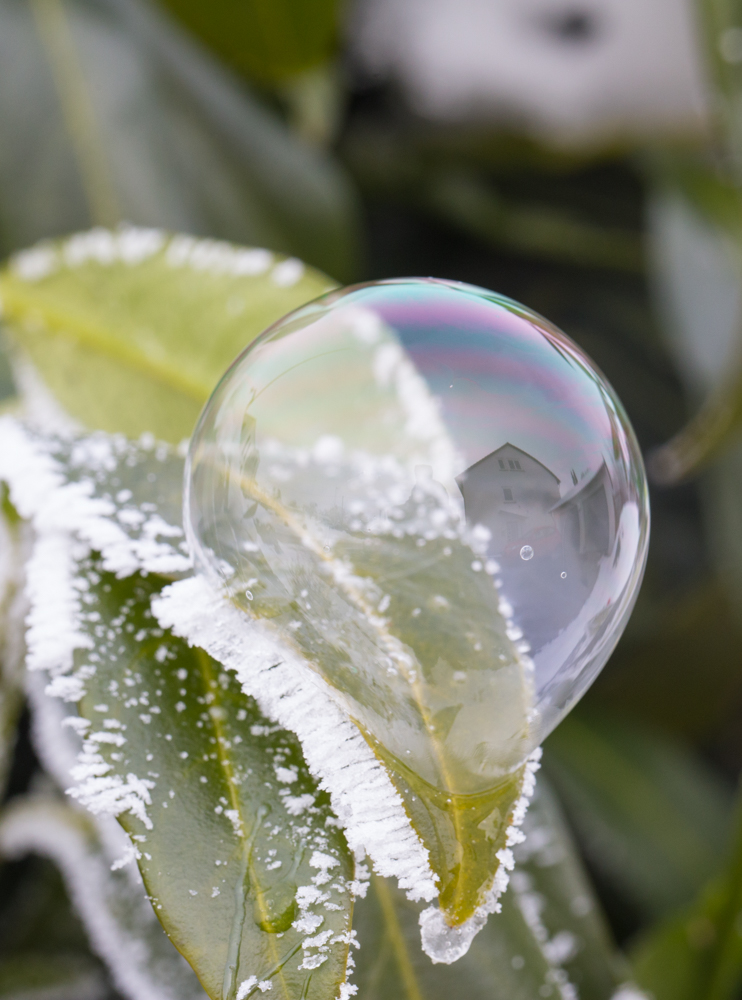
519, 545, 534, 561
561, 571, 567, 579
254, 883, 297, 933
245, 589, 253, 600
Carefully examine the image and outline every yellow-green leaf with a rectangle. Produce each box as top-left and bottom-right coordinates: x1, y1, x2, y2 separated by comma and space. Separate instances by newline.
0, 230, 336, 441
221, 464, 533, 927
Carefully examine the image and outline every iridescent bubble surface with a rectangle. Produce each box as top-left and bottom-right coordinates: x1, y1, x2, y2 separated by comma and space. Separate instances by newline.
186, 279, 649, 795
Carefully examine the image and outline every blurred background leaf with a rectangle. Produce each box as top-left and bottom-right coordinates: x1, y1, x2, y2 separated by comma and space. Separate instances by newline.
630, 794, 742, 1000
0, 0, 360, 279
154, 0, 340, 86
0, 795, 208, 1000
545, 709, 734, 922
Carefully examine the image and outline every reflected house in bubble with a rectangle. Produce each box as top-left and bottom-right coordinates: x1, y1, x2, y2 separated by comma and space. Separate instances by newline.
456, 443, 562, 556
456, 442, 617, 562
550, 460, 617, 562
457, 442, 619, 657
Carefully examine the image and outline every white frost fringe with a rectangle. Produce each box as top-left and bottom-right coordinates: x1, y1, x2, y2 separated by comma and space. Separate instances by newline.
0, 417, 189, 577
10, 226, 309, 290
419, 747, 542, 963
152, 574, 439, 903
24, 531, 93, 679
23, 527, 158, 830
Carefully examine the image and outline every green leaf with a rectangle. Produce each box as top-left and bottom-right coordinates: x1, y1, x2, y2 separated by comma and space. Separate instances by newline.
0, 795, 207, 1000
368, 747, 528, 928
67, 551, 356, 1000
220, 448, 532, 926
631, 798, 742, 1000
353, 779, 629, 1000
0, 0, 359, 277
1, 230, 336, 441
0, 496, 25, 799
317, 518, 532, 927
156, 0, 340, 84
544, 709, 734, 920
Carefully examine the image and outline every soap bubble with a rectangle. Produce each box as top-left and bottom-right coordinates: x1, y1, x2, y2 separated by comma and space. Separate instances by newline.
186, 279, 649, 793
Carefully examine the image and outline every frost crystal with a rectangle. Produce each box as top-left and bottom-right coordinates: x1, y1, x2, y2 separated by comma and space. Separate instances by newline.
0, 413, 547, 979
0, 418, 189, 577
152, 575, 438, 902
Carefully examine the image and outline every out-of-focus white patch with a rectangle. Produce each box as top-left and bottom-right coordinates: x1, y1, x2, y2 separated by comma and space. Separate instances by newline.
0, 797, 207, 1000
611, 988, 651, 1000
647, 190, 741, 394
352, 0, 708, 144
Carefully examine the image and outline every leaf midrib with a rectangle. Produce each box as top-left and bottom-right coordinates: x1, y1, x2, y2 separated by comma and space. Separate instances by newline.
372, 876, 423, 1000
193, 648, 294, 1000
0, 277, 212, 402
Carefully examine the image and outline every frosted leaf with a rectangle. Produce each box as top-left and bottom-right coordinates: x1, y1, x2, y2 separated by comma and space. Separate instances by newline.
185, 277, 649, 937
0, 417, 188, 577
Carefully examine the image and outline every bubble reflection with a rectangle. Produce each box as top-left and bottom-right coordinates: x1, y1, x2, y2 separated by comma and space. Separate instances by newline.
186, 279, 649, 792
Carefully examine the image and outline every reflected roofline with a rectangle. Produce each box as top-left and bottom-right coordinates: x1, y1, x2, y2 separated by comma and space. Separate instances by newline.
456, 442, 560, 485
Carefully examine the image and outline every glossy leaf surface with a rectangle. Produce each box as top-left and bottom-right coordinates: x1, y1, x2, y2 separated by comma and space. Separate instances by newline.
217, 474, 531, 925
345, 531, 528, 925
69, 551, 355, 1000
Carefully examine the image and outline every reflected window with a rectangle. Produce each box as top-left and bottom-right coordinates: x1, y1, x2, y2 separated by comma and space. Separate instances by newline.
503, 488, 514, 503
